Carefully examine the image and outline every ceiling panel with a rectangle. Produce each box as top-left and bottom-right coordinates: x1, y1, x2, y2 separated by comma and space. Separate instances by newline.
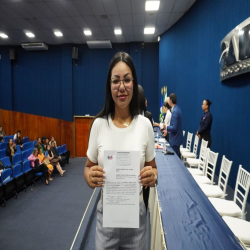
102, 0, 119, 15
132, 14, 144, 26
58, 0, 81, 17
120, 14, 133, 26
131, 0, 145, 14
145, 13, 158, 26
32, 3, 57, 18
0, 0, 196, 45
73, 1, 93, 16
159, 0, 175, 13
107, 15, 121, 28
84, 16, 100, 28
173, 0, 190, 12
116, 0, 132, 15
69, 37, 81, 44
87, 0, 106, 15
157, 12, 171, 25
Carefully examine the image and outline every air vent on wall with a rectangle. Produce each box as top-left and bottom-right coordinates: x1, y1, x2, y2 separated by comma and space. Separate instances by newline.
87, 40, 112, 49
21, 43, 48, 51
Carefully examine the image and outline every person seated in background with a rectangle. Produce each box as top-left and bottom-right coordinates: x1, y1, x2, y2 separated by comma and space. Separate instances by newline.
35, 137, 44, 153
15, 131, 23, 150
49, 136, 57, 148
47, 145, 66, 176
14, 130, 21, 140
41, 136, 47, 152
45, 138, 49, 147
28, 148, 49, 185
138, 85, 153, 127
38, 147, 53, 181
6, 138, 17, 162
50, 141, 66, 166
0, 126, 6, 142
154, 102, 172, 142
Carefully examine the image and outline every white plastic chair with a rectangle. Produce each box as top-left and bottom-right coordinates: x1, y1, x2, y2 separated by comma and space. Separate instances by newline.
183, 131, 185, 137
193, 149, 219, 184
180, 130, 185, 148
181, 135, 199, 160
186, 139, 208, 168
222, 216, 250, 248
209, 165, 250, 220
199, 156, 233, 198
188, 147, 208, 176
180, 132, 193, 153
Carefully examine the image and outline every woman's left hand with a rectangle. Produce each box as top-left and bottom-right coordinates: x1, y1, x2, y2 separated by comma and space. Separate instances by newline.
139, 166, 156, 187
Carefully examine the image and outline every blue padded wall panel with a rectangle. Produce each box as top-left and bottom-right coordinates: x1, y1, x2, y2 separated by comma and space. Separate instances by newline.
12, 46, 61, 119
0, 46, 13, 111
159, 0, 250, 201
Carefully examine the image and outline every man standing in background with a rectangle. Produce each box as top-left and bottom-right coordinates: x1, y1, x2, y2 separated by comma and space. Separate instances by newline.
165, 93, 183, 157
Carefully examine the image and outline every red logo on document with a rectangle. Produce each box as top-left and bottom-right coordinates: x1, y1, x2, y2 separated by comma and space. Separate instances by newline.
107, 156, 113, 160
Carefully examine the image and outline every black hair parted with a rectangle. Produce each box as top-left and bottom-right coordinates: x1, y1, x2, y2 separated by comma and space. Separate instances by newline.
163, 101, 171, 110
94, 52, 139, 121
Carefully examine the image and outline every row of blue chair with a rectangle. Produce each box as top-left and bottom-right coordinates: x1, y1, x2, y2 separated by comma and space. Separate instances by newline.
0, 160, 36, 205
1, 136, 29, 143
0, 138, 32, 151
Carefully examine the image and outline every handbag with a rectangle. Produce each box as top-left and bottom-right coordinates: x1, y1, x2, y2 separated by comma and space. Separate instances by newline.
50, 158, 59, 165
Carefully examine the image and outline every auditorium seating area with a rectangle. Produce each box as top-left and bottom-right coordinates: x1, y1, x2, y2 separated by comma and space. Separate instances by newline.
0, 135, 69, 206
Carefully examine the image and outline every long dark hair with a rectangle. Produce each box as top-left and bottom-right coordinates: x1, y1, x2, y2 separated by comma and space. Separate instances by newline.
91, 52, 139, 128
138, 85, 146, 113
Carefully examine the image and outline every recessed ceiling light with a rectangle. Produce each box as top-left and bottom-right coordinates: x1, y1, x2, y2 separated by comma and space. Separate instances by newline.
145, 1, 160, 11
114, 29, 122, 35
54, 31, 63, 37
26, 32, 35, 38
0, 33, 8, 38
144, 27, 155, 34
84, 30, 92, 36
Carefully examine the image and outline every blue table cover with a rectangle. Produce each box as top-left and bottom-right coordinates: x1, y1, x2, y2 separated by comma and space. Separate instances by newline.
155, 148, 244, 250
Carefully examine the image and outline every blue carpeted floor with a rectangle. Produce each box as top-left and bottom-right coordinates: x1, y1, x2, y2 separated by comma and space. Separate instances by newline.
0, 158, 94, 250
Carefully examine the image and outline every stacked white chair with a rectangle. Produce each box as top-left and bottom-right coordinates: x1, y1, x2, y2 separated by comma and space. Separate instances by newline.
193, 149, 219, 185
199, 156, 233, 198
181, 135, 199, 161
209, 165, 250, 220
188, 147, 208, 176
180, 130, 185, 148
186, 139, 208, 168
222, 216, 250, 248
180, 132, 193, 154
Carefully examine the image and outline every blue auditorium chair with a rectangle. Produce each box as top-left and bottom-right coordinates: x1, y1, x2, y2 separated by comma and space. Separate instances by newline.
57, 146, 62, 155
1, 168, 17, 204
23, 137, 29, 143
28, 148, 33, 156
12, 153, 22, 165
22, 160, 34, 187
22, 150, 30, 161
13, 164, 26, 193
0, 142, 8, 150
3, 136, 9, 142
1, 157, 12, 168
16, 145, 22, 154
9, 135, 14, 140
22, 142, 29, 151
0, 149, 6, 159
33, 140, 37, 147
28, 141, 34, 149
62, 144, 67, 154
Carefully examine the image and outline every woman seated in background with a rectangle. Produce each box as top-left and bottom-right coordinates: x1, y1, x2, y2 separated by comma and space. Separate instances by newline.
28, 148, 49, 185
41, 136, 47, 151
47, 145, 66, 176
15, 131, 23, 150
38, 147, 54, 181
0, 126, 6, 142
14, 129, 21, 140
49, 136, 57, 148
6, 138, 17, 162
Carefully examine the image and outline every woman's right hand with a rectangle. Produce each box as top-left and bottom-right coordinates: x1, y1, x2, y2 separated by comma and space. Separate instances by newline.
88, 166, 105, 188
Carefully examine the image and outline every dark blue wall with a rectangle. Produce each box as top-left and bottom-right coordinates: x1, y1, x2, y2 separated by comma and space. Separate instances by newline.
0, 43, 159, 122
159, 0, 250, 201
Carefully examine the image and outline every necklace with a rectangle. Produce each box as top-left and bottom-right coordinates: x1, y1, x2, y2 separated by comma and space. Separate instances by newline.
123, 121, 131, 127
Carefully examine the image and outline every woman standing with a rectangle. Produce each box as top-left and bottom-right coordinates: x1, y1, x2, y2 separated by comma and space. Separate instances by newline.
197, 99, 213, 148
84, 52, 157, 249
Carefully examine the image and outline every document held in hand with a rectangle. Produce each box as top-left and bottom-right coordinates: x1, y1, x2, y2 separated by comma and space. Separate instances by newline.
103, 150, 140, 228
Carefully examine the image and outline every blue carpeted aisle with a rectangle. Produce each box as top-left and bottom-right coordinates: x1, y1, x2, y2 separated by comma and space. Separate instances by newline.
0, 158, 94, 250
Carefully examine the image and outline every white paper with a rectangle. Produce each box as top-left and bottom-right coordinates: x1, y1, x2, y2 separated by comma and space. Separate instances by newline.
103, 150, 140, 228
